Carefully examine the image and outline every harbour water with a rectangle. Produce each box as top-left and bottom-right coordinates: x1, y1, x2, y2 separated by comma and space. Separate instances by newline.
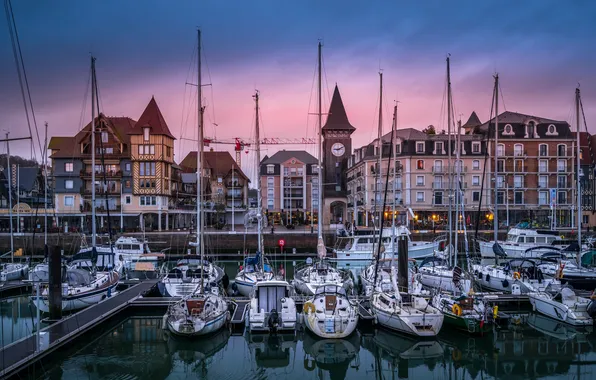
10, 313, 596, 379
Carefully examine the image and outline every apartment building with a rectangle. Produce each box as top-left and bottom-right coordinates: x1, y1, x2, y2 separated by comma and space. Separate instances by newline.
574, 131, 596, 227
259, 150, 318, 226
346, 127, 490, 228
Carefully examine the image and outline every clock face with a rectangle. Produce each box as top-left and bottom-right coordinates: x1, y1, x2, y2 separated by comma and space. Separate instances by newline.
331, 143, 346, 157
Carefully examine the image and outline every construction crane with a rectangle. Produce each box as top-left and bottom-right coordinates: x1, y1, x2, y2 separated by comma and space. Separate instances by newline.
203, 137, 317, 166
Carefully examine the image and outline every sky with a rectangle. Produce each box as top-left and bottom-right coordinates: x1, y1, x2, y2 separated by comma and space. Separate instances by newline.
1, 0, 595, 177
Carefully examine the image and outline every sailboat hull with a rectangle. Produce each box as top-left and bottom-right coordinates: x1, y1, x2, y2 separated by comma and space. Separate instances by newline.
31, 282, 118, 313
373, 306, 444, 337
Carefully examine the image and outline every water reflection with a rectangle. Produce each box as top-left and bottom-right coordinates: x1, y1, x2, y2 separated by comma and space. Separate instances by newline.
0, 296, 42, 346
18, 313, 596, 380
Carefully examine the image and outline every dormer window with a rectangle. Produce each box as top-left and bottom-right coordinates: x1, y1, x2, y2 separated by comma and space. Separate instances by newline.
546, 124, 558, 136
143, 127, 150, 141
525, 121, 538, 138
503, 124, 514, 136
472, 142, 481, 154
416, 142, 425, 153
434, 142, 444, 154
267, 164, 275, 174
395, 143, 401, 154
101, 132, 108, 143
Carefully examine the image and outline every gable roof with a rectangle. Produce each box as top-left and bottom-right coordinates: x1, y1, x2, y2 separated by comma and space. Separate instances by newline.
129, 97, 175, 139
261, 150, 317, 165
322, 85, 355, 131
462, 111, 482, 130
179, 151, 249, 181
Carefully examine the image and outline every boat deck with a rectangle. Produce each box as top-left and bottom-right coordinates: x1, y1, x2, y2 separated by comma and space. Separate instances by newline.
0, 279, 158, 379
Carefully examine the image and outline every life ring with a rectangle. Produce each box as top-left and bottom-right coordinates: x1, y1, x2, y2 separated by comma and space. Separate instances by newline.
513, 272, 521, 280
303, 301, 316, 314
452, 304, 462, 316
304, 358, 315, 371
452, 349, 463, 361
492, 305, 499, 320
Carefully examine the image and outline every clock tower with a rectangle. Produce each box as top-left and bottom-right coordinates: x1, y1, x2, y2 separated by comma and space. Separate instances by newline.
321, 85, 355, 225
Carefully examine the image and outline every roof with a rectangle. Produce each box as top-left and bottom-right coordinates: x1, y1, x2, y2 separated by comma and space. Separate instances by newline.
14, 166, 40, 192
179, 151, 249, 181
261, 150, 317, 165
48, 136, 77, 158
380, 128, 427, 142
478, 111, 570, 138
462, 111, 482, 130
128, 97, 175, 139
322, 85, 355, 131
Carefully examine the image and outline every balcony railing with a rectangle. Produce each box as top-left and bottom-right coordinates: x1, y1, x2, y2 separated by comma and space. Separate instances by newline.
81, 169, 122, 178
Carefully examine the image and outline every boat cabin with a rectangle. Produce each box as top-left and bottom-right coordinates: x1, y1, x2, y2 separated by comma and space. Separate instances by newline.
505, 228, 561, 245
254, 282, 291, 314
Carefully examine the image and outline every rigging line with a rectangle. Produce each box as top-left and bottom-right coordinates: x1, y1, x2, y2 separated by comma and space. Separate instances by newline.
579, 97, 595, 164
4, 0, 36, 161
202, 41, 217, 127
497, 79, 506, 111
177, 42, 197, 159
305, 49, 317, 153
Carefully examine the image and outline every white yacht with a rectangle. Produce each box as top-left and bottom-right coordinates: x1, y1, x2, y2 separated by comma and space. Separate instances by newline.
158, 255, 225, 297
478, 226, 566, 258
416, 257, 472, 294
360, 258, 425, 296
234, 252, 275, 297
302, 284, 358, 339
125, 252, 165, 280
164, 287, 229, 337
1, 262, 29, 282
472, 258, 559, 293
247, 280, 297, 333
537, 251, 596, 290
333, 226, 444, 261
293, 258, 353, 296
529, 287, 595, 326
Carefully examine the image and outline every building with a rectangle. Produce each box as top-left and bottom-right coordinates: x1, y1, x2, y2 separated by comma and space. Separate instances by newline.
575, 131, 596, 228
49, 97, 176, 232
346, 126, 490, 229
178, 150, 250, 228
260, 150, 318, 226
321, 85, 355, 226
475, 111, 577, 228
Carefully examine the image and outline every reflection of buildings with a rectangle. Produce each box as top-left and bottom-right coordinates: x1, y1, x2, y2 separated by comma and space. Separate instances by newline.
301, 331, 360, 380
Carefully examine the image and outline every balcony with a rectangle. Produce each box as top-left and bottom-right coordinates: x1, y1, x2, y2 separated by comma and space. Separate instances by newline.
226, 181, 243, 188
356, 186, 363, 192
283, 190, 304, 197
356, 172, 362, 178
356, 200, 363, 206
227, 191, 244, 199
432, 183, 444, 190
80, 169, 122, 178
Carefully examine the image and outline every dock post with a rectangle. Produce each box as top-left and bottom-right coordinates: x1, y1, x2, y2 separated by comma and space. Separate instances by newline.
397, 236, 408, 293
398, 357, 408, 378
48, 245, 62, 320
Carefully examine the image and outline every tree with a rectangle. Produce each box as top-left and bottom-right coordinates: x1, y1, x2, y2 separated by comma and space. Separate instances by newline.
423, 125, 436, 135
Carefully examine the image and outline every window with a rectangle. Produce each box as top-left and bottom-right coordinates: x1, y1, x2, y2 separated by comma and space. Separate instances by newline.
416, 142, 425, 153
558, 144, 566, 157
472, 175, 480, 186
497, 191, 505, 205
166, 146, 171, 157
282, 167, 289, 176
65, 180, 74, 189
416, 175, 425, 186
433, 160, 443, 173
140, 196, 157, 206
539, 191, 548, 205
539, 159, 548, 173
503, 124, 513, 135
125, 195, 131, 205
434, 176, 443, 189
514, 144, 524, 156
497, 160, 504, 172
539, 144, 548, 157
143, 127, 150, 141
267, 177, 274, 188
164, 165, 169, 177
472, 142, 481, 153
139, 162, 156, 176
497, 175, 504, 188
558, 191, 567, 204
557, 175, 567, 189
417, 160, 424, 170
557, 159, 566, 172
472, 191, 480, 202
546, 124, 557, 135
526, 121, 536, 138
297, 167, 304, 176
514, 160, 523, 172
496, 144, 505, 157
472, 160, 480, 170
101, 131, 108, 143
65, 162, 74, 172
267, 165, 275, 174
514, 175, 523, 188
125, 163, 131, 172
514, 191, 523, 204
434, 192, 443, 205
539, 175, 548, 188
64, 196, 74, 207
125, 180, 131, 188
395, 144, 401, 154
416, 192, 424, 202
434, 142, 444, 154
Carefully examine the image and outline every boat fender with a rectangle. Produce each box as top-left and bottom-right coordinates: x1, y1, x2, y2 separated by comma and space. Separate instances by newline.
492, 305, 498, 320
502, 279, 509, 288
513, 272, 521, 280
304, 301, 316, 314
232, 283, 238, 292
452, 349, 462, 361
587, 300, 596, 318
452, 304, 462, 316
486, 274, 490, 282
304, 358, 316, 371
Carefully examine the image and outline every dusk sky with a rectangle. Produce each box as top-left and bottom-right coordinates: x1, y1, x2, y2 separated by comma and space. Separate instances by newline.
1, 0, 595, 177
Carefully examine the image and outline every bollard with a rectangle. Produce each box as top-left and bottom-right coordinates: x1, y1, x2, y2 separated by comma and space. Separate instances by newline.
48, 245, 63, 320
398, 236, 408, 293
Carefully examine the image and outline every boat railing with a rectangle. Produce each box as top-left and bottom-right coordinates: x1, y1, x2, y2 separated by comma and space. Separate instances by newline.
432, 234, 448, 243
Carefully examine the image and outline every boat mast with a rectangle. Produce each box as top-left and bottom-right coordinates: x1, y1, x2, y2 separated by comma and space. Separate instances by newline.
374, 71, 383, 257
91, 57, 97, 248
196, 29, 205, 293
391, 103, 397, 261
44, 122, 48, 253
493, 75, 499, 245
446, 56, 453, 267
316, 41, 325, 259
576, 87, 582, 268
6, 133, 14, 262
254, 90, 263, 268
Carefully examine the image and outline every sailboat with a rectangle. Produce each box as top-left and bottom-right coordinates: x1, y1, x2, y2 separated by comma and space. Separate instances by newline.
246, 90, 297, 333
163, 30, 229, 337
528, 87, 596, 326
32, 57, 120, 313
0, 136, 29, 283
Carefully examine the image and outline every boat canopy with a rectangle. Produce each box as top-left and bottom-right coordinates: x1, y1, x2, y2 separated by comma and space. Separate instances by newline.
314, 284, 348, 297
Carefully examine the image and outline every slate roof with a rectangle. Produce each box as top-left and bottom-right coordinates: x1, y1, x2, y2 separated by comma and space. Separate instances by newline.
128, 97, 175, 139
260, 150, 317, 165
477, 111, 571, 138
179, 151, 249, 181
322, 85, 355, 131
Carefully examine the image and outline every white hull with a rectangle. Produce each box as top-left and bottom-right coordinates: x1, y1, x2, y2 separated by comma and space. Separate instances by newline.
162, 281, 201, 297
529, 292, 593, 327
167, 310, 228, 337
304, 313, 358, 339
335, 241, 438, 261
472, 264, 556, 293
235, 271, 275, 297
31, 282, 118, 313
417, 268, 471, 294
1, 263, 29, 282
373, 305, 444, 337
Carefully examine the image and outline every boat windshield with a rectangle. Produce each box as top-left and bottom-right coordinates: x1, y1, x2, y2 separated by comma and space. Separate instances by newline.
315, 285, 347, 297
506, 234, 518, 243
